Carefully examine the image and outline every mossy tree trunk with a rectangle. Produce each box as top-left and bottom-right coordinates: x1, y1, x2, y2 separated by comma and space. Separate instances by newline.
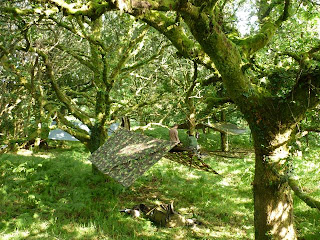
177, 4, 304, 238
249, 119, 296, 239
240, 83, 320, 239
88, 124, 108, 174
185, 61, 198, 137
37, 15, 149, 173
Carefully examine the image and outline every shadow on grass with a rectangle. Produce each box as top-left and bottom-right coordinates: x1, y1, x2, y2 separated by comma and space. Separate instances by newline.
0, 151, 136, 239
120, 156, 255, 239
1, 142, 319, 239
0, 146, 256, 239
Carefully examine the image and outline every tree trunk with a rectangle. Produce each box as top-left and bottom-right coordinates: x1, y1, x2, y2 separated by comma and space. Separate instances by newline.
220, 132, 228, 152
220, 110, 228, 152
188, 112, 196, 137
88, 125, 107, 174
251, 128, 297, 240
121, 116, 130, 130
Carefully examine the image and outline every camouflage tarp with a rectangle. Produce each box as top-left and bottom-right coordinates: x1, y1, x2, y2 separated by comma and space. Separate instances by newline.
88, 128, 176, 187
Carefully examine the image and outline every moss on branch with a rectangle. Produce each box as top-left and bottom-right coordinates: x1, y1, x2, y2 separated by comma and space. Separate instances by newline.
236, 22, 278, 58
288, 177, 320, 211
56, 113, 91, 143
1, 6, 59, 16
141, 11, 216, 70
36, 51, 93, 129
48, 0, 109, 19
235, 0, 291, 58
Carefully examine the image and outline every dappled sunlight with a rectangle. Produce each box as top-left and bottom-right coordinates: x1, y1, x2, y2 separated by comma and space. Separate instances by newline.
266, 197, 297, 239
270, 130, 292, 150
1, 141, 319, 239
218, 177, 231, 187
269, 202, 289, 223
121, 154, 255, 239
31, 220, 50, 232
32, 153, 52, 159
62, 223, 97, 239
8, 149, 53, 159
16, 149, 33, 156
0, 216, 51, 239
301, 161, 319, 171
1, 230, 30, 240
118, 140, 158, 156
279, 225, 296, 240
185, 172, 201, 180
189, 225, 253, 239
271, 146, 290, 162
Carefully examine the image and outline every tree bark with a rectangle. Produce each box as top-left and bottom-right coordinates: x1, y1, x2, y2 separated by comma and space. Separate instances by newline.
186, 61, 197, 137
87, 124, 107, 174
220, 110, 228, 152
251, 126, 297, 240
121, 116, 131, 130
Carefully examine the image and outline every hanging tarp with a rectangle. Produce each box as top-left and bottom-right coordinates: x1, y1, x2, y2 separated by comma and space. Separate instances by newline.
205, 122, 248, 135
178, 122, 248, 135
48, 129, 79, 141
88, 128, 176, 187
48, 120, 90, 141
108, 122, 120, 136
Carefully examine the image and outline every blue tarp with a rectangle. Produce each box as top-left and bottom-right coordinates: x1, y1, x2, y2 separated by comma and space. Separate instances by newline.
48, 129, 79, 141
48, 120, 90, 141
48, 121, 120, 141
108, 123, 120, 136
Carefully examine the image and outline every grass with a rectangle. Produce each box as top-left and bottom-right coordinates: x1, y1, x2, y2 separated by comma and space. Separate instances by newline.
0, 129, 319, 239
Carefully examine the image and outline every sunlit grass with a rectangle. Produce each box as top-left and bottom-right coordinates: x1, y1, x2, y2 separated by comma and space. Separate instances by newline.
291, 137, 320, 239
0, 131, 319, 239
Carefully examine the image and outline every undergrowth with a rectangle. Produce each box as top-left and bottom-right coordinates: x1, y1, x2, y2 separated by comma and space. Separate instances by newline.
0, 129, 319, 239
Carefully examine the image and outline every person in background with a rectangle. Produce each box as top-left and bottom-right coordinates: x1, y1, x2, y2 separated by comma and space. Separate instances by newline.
169, 124, 180, 144
169, 124, 189, 152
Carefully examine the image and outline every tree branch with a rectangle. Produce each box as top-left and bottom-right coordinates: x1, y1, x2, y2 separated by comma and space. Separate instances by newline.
0, 6, 59, 16
205, 97, 234, 110
180, 3, 253, 102
37, 50, 93, 129
49, 16, 108, 52
288, 177, 320, 211
108, 26, 149, 85
280, 69, 320, 125
185, 61, 198, 104
56, 112, 91, 143
55, 44, 95, 70
140, 11, 216, 70
308, 43, 320, 56
47, 0, 109, 19
201, 74, 222, 86
121, 43, 170, 73
236, 0, 291, 57
303, 126, 320, 133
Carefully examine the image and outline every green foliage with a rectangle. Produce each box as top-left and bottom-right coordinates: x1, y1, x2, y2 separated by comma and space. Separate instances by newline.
1, 1, 320, 238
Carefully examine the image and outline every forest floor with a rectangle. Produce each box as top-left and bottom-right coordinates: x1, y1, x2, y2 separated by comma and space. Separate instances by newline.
0, 128, 319, 239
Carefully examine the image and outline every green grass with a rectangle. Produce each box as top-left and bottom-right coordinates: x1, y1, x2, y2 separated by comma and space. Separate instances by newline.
0, 131, 319, 239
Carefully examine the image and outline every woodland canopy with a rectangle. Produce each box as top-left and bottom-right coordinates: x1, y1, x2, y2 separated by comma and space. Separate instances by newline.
1, 1, 320, 239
